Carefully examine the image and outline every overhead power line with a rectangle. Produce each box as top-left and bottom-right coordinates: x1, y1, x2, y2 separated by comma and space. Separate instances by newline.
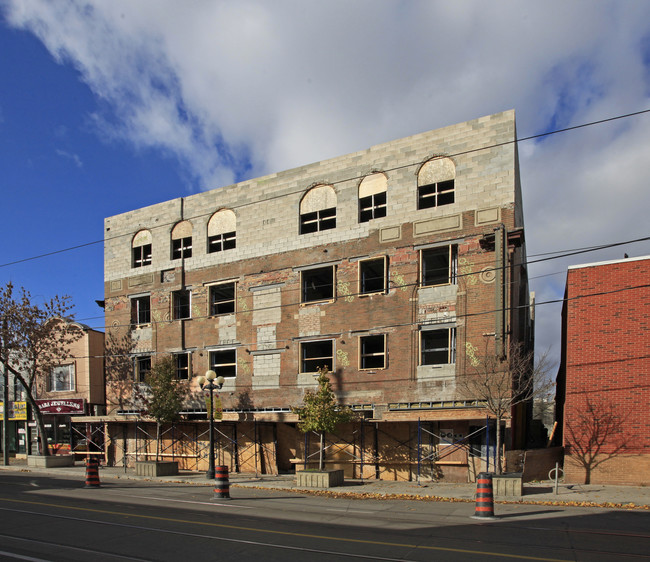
1, 108, 649, 270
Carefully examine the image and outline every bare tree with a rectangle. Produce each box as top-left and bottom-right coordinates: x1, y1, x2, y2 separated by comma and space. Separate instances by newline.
0, 283, 83, 456
458, 342, 554, 474
564, 397, 629, 484
104, 327, 147, 414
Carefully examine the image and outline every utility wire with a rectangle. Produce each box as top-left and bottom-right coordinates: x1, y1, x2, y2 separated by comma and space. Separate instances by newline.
1, 108, 649, 270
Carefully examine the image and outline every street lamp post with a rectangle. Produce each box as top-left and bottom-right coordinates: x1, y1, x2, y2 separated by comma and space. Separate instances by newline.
197, 370, 225, 479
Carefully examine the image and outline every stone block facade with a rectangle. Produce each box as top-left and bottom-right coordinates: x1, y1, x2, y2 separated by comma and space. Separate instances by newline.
102, 111, 532, 481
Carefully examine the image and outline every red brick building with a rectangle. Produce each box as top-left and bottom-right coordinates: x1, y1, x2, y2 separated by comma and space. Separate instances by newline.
100, 111, 533, 481
557, 256, 650, 484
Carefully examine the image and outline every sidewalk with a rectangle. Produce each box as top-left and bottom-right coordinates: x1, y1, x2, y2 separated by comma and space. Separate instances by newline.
1, 459, 648, 509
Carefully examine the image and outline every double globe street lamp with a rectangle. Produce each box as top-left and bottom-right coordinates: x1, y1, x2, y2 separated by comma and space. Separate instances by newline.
197, 370, 225, 479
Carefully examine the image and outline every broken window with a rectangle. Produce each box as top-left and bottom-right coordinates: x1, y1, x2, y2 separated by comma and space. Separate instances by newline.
359, 191, 387, 222
301, 266, 335, 303
300, 207, 336, 234
359, 173, 388, 223
208, 231, 236, 253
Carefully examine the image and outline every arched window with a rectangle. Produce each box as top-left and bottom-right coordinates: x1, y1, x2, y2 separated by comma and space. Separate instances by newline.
417, 157, 455, 210
299, 185, 337, 234
207, 209, 236, 253
358, 173, 387, 222
171, 221, 193, 259
132, 230, 152, 268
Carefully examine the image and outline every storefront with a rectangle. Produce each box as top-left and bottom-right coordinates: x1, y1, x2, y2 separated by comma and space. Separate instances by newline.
35, 398, 86, 455
0, 401, 28, 456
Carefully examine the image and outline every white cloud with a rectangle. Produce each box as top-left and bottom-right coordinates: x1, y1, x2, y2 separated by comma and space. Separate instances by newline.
55, 149, 83, 168
4, 0, 650, 363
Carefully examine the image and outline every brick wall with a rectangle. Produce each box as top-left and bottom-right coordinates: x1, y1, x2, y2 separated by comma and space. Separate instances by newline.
562, 256, 650, 484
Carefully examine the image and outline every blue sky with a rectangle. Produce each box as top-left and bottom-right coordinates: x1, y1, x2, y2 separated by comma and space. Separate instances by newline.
1, 1, 650, 364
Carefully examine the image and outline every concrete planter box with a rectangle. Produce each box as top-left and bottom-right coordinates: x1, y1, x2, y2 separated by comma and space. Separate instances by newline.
296, 469, 344, 488
493, 473, 523, 496
27, 455, 75, 468
135, 461, 179, 477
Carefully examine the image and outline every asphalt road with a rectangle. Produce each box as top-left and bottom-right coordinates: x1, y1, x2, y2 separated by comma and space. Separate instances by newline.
0, 472, 648, 561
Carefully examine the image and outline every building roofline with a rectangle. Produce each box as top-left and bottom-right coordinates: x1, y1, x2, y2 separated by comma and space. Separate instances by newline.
568, 254, 650, 271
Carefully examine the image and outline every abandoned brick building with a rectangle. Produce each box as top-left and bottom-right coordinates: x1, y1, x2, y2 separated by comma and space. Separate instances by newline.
101, 110, 533, 481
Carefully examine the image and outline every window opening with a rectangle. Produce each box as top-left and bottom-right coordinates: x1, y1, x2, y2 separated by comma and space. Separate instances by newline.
359, 257, 387, 294
131, 296, 151, 325
174, 353, 191, 380
134, 356, 151, 383
208, 231, 236, 253
301, 266, 335, 303
360, 335, 387, 370
209, 283, 235, 315
418, 179, 455, 209
300, 340, 334, 373
209, 349, 237, 378
172, 237, 192, 259
173, 290, 191, 320
300, 207, 336, 234
359, 191, 387, 222
421, 246, 457, 286
132, 244, 152, 268
420, 328, 456, 365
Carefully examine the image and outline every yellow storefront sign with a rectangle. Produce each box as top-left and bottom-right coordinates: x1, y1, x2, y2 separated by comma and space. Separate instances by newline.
0, 401, 28, 420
